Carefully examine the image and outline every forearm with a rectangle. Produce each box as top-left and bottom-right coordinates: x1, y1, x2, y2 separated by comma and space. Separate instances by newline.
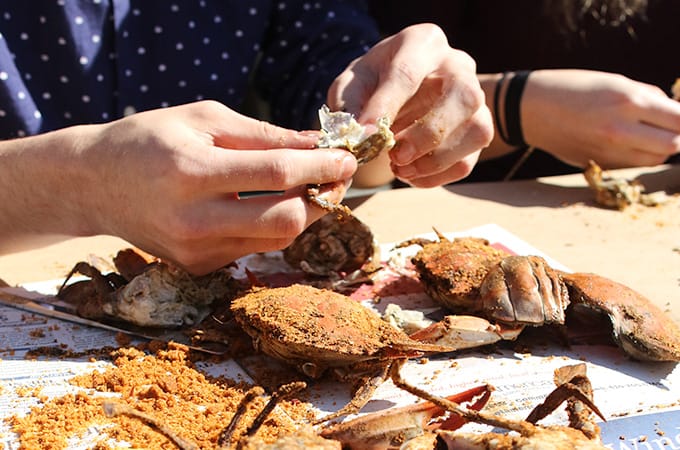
0, 125, 100, 253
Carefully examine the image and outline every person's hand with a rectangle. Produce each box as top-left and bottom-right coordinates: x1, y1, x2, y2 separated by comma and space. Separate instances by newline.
0, 101, 357, 274
521, 69, 680, 168
327, 23, 494, 188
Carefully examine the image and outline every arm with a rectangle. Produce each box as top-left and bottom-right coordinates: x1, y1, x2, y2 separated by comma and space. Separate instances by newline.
0, 101, 357, 274
479, 69, 680, 168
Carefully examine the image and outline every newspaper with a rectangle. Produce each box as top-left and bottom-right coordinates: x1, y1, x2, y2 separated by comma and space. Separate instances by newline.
0, 223, 678, 449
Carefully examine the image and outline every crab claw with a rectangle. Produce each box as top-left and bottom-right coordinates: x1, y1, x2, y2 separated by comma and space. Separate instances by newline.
562, 272, 680, 362
320, 384, 491, 450
408, 315, 523, 349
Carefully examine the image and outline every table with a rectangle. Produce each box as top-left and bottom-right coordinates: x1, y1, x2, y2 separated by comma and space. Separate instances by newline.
0, 163, 678, 323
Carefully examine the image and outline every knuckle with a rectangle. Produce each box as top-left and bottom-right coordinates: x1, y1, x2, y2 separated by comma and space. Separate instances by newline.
390, 60, 420, 93
263, 157, 297, 190
270, 207, 308, 238
456, 80, 485, 114
414, 23, 448, 45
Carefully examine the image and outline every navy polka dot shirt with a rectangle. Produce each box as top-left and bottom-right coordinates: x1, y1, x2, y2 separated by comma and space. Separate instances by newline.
0, 0, 378, 139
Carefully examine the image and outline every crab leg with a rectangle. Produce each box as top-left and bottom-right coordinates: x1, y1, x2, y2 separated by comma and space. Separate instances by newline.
386, 360, 533, 435
320, 384, 492, 449
313, 359, 396, 425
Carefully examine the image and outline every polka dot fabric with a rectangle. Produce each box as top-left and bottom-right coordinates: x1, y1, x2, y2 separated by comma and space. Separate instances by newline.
0, 0, 378, 138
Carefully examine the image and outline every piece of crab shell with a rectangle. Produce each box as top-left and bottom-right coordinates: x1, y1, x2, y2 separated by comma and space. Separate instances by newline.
58, 249, 234, 328
562, 271, 680, 362
307, 105, 395, 214
282, 212, 381, 278
317, 104, 395, 164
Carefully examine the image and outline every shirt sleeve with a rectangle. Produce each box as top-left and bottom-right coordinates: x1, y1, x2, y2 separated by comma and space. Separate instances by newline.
253, 0, 379, 130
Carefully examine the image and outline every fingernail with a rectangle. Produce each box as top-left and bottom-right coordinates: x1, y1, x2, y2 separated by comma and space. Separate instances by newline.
393, 141, 416, 165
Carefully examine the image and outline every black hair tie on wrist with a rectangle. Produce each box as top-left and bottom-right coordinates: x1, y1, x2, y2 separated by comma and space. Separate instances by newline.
503, 70, 531, 147
493, 72, 511, 145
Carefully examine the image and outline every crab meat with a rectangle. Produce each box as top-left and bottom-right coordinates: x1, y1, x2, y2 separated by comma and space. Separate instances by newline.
307, 105, 395, 214
57, 248, 235, 328
229, 283, 456, 422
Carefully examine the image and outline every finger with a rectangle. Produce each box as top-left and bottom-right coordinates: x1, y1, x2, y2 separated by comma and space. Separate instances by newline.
180, 184, 346, 240
196, 147, 357, 193
190, 101, 321, 149
611, 121, 680, 162
355, 25, 452, 123
637, 95, 680, 134
164, 235, 307, 275
390, 71, 493, 165
393, 152, 480, 188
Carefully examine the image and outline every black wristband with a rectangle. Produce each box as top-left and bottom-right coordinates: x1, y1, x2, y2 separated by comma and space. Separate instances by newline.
503, 70, 531, 147
493, 72, 511, 145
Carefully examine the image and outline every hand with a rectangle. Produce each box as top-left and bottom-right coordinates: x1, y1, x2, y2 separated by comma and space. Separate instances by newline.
521, 69, 680, 168
327, 23, 493, 188
0, 101, 357, 274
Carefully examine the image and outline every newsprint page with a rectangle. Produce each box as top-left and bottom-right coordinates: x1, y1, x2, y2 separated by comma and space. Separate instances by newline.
0, 224, 678, 449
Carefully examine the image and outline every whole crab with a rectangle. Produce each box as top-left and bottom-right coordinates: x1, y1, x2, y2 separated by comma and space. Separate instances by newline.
229, 283, 456, 423
400, 230, 680, 362
57, 248, 235, 328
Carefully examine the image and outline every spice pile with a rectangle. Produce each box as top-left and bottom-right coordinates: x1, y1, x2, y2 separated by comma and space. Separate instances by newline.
6, 343, 314, 449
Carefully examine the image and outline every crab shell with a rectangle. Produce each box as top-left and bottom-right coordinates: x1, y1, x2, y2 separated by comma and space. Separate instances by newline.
58, 249, 234, 328
317, 105, 395, 164
562, 272, 680, 362
479, 255, 570, 326
282, 212, 380, 277
230, 284, 453, 378
407, 236, 509, 312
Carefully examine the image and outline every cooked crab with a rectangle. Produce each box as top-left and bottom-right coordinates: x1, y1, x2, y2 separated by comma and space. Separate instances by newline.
401, 232, 680, 361
282, 212, 381, 280
57, 248, 235, 328
307, 105, 395, 214
584, 160, 668, 209
229, 283, 456, 423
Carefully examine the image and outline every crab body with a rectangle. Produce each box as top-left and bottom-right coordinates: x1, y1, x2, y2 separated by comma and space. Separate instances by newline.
230, 284, 450, 379
230, 284, 455, 422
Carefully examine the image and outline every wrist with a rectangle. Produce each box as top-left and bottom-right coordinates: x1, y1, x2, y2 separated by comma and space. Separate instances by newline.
0, 126, 103, 243
493, 71, 531, 148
